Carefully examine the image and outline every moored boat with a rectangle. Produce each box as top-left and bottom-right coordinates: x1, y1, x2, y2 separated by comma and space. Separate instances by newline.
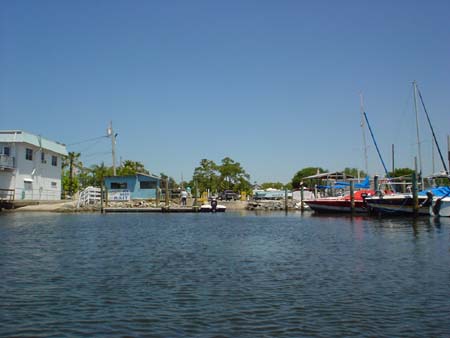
365, 193, 431, 215
365, 186, 449, 216
199, 202, 226, 212
305, 189, 375, 213
429, 186, 450, 217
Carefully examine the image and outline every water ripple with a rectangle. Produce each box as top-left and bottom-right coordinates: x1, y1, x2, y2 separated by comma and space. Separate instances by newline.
0, 212, 449, 337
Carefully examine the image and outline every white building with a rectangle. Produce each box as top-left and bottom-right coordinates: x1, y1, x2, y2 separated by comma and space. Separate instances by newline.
0, 130, 68, 201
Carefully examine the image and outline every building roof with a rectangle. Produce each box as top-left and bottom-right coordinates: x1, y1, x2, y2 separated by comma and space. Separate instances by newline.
0, 130, 67, 156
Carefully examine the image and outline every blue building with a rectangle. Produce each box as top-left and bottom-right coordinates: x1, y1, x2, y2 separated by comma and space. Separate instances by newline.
104, 173, 161, 200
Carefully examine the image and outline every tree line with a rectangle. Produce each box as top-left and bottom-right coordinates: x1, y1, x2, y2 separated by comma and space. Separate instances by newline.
61, 152, 151, 197
61, 151, 420, 197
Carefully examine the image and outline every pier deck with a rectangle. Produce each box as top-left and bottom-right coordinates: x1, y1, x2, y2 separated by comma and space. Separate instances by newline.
104, 206, 199, 213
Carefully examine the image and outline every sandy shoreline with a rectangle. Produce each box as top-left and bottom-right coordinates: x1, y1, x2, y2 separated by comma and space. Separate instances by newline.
4, 199, 250, 212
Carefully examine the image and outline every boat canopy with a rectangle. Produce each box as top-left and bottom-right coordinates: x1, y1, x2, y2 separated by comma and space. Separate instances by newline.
304, 172, 355, 180
334, 176, 371, 189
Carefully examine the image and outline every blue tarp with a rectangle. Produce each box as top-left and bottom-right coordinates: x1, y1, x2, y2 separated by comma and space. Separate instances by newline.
333, 177, 370, 190
419, 186, 450, 197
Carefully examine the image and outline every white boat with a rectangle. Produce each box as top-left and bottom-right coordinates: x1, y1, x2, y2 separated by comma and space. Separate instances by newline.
430, 196, 450, 217
199, 203, 226, 212
429, 185, 450, 216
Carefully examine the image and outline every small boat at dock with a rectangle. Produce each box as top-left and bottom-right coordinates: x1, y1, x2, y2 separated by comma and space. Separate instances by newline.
429, 186, 450, 217
305, 189, 375, 213
199, 199, 226, 212
365, 192, 431, 215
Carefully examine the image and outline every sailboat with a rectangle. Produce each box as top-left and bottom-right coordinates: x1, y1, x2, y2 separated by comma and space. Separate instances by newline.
365, 82, 449, 215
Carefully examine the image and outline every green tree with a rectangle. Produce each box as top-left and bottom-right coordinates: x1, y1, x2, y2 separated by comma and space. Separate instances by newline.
217, 157, 251, 192
388, 167, 414, 178
89, 162, 113, 187
343, 167, 367, 178
260, 182, 286, 190
62, 152, 82, 196
291, 167, 326, 189
160, 172, 178, 189
78, 167, 95, 188
118, 160, 149, 176
192, 159, 220, 193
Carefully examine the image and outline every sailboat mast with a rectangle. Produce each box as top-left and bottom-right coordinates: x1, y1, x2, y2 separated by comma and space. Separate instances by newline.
363, 112, 390, 178
413, 81, 424, 187
416, 84, 449, 175
432, 141, 435, 174
360, 93, 369, 175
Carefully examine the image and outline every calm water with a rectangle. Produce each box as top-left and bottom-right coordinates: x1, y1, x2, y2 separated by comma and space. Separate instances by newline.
1, 211, 449, 337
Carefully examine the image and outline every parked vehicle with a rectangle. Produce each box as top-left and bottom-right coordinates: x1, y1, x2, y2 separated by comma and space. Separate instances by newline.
219, 190, 239, 201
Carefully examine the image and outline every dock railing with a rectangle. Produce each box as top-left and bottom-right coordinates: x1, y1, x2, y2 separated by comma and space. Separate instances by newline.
0, 189, 15, 201
77, 186, 102, 208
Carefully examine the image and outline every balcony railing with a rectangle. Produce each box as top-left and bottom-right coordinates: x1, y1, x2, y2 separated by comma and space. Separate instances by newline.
0, 155, 15, 169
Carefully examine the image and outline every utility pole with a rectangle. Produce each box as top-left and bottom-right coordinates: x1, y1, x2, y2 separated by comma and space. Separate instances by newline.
108, 121, 117, 176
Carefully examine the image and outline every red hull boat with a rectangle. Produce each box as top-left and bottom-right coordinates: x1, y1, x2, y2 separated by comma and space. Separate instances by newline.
305, 190, 376, 213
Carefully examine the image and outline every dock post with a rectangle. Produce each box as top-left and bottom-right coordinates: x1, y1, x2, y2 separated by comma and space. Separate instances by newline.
284, 189, 288, 211
300, 186, 304, 212
100, 185, 104, 213
195, 181, 199, 207
156, 187, 160, 207
412, 157, 419, 215
350, 181, 355, 214
105, 187, 109, 208
165, 179, 169, 208
373, 175, 379, 193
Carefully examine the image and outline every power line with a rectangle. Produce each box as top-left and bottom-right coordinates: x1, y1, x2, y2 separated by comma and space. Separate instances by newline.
67, 135, 107, 146
76, 138, 108, 154
81, 151, 111, 159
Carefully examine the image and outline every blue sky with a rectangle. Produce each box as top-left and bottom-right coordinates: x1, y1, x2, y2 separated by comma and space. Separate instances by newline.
1, 0, 449, 183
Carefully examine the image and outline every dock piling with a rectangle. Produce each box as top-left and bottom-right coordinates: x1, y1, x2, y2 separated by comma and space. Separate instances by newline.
300, 186, 305, 212
100, 185, 104, 213
412, 157, 419, 215
165, 179, 169, 207
350, 181, 355, 214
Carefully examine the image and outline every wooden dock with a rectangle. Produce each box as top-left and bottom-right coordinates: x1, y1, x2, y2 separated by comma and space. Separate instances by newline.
104, 206, 200, 213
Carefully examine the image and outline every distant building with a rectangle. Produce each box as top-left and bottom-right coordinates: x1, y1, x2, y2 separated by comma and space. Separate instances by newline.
104, 173, 161, 200
0, 130, 68, 201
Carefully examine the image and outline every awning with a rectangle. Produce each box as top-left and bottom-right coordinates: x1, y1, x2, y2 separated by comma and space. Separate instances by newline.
24, 178, 33, 183
304, 172, 355, 180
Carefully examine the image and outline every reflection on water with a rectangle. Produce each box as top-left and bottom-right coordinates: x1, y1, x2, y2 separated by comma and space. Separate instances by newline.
0, 211, 449, 337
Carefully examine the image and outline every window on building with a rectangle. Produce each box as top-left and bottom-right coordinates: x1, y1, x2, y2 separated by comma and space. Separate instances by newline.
26, 148, 33, 161
24, 182, 32, 190
140, 181, 157, 189
3, 147, 10, 156
111, 182, 127, 189
41, 152, 46, 163
52, 155, 57, 166
51, 182, 57, 188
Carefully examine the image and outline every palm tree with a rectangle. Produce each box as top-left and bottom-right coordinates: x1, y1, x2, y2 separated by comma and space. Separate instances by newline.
118, 160, 149, 175
89, 162, 112, 187
62, 152, 82, 196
